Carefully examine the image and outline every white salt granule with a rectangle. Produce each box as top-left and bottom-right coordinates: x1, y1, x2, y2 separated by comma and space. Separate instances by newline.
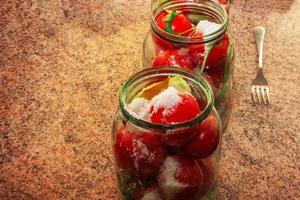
177, 48, 189, 55
132, 139, 154, 169
169, 48, 189, 68
169, 55, 178, 67
149, 87, 181, 116
196, 20, 222, 36
141, 190, 162, 200
161, 157, 186, 199
127, 98, 150, 119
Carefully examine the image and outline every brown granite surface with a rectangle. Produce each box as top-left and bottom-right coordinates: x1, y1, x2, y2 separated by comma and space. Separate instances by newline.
0, 0, 299, 199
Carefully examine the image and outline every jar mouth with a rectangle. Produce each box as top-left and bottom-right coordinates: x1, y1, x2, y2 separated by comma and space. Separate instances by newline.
119, 67, 214, 131
151, 0, 228, 44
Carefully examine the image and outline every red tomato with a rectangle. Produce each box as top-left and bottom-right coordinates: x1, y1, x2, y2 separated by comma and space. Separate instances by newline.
157, 156, 204, 200
218, 0, 228, 5
114, 126, 135, 169
133, 132, 166, 178
205, 73, 219, 98
197, 157, 216, 195
187, 32, 205, 67
114, 127, 166, 178
183, 114, 219, 158
152, 49, 194, 70
156, 10, 193, 36
152, 31, 179, 51
205, 34, 230, 88
154, 10, 194, 50
161, 126, 199, 148
206, 33, 229, 69
150, 93, 201, 124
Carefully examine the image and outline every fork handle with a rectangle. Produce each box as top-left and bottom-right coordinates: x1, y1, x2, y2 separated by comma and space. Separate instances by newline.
253, 26, 265, 69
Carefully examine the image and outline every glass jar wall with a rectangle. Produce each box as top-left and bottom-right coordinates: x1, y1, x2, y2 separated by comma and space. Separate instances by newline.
113, 67, 222, 200
151, 0, 232, 13
143, 0, 234, 130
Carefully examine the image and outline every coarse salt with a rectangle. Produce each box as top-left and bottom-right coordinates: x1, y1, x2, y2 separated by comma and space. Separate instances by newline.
141, 190, 162, 200
149, 87, 181, 116
127, 98, 150, 119
132, 139, 154, 169
161, 157, 186, 199
196, 20, 222, 36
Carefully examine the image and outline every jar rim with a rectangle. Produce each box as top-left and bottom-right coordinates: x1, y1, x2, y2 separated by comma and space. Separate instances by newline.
119, 67, 215, 131
150, 0, 228, 44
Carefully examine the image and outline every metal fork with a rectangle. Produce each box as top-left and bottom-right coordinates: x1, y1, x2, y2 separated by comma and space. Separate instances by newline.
251, 26, 270, 105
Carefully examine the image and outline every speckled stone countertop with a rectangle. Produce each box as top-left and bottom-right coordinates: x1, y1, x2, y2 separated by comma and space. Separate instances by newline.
0, 0, 299, 199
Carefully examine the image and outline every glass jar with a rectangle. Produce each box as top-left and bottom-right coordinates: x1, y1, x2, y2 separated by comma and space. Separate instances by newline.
143, 0, 234, 130
113, 67, 222, 200
211, 0, 231, 12
151, 0, 232, 13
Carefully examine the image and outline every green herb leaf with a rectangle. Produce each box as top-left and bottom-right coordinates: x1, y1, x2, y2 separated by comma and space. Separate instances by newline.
164, 10, 179, 33
117, 170, 143, 200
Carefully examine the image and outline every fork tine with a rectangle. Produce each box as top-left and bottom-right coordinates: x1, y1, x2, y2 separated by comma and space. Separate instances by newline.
251, 86, 257, 104
261, 87, 268, 105
256, 86, 263, 104
266, 87, 270, 104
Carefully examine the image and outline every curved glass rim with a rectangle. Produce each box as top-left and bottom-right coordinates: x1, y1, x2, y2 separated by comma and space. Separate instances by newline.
119, 67, 214, 131
150, 0, 228, 44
